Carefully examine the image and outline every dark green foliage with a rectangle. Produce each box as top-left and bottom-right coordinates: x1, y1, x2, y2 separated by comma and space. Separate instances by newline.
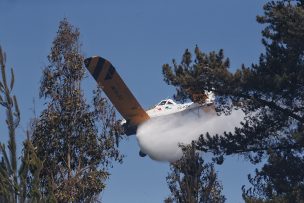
163, 0, 304, 157
18, 133, 44, 203
32, 19, 123, 202
0, 46, 19, 202
0, 46, 43, 202
243, 151, 304, 203
165, 143, 225, 203
162, 0, 304, 201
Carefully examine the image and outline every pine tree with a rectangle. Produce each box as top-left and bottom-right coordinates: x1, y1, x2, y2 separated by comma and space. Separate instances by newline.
162, 0, 304, 201
165, 143, 225, 203
242, 151, 304, 203
31, 19, 123, 202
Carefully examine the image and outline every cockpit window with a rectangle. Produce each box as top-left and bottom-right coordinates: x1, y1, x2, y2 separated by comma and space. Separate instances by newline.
159, 101, 167, 105
167, 101, 174, 105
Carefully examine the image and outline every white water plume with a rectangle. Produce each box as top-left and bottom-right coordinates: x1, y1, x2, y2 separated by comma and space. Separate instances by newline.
136, 108, 244, 162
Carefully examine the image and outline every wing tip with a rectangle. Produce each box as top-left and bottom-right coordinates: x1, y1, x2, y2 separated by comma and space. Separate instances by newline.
84, 57, 92, 68
84, 56, 108, 68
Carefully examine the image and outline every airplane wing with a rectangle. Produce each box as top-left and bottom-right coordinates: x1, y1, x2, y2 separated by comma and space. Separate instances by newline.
84, 56, 150, 127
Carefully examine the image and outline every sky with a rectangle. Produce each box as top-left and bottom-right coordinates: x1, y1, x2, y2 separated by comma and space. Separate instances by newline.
0, 1, 268, 202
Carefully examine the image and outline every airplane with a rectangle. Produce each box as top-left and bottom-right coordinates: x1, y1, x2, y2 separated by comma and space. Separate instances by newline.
84, 56, 215, 137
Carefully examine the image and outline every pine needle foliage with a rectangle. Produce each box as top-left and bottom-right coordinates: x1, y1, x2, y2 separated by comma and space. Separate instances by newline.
162, 0, 304, 201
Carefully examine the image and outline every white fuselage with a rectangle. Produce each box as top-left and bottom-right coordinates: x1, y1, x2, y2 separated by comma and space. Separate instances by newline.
120, 98, 213, 126
146, 99, 199, 118
121, 92, 214, 125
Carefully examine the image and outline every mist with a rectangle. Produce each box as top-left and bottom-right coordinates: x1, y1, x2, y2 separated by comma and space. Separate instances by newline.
136, 108, 244, 162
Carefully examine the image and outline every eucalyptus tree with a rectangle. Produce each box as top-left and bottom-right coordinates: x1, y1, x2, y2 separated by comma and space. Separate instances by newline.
32, 19, 123, 202
165, 143, 225, 203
